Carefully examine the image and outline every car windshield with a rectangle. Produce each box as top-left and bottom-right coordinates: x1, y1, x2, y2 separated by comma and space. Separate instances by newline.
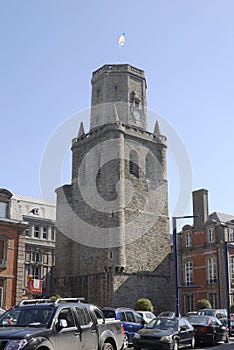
0, 307, 55, 327
145, 317, 178, 330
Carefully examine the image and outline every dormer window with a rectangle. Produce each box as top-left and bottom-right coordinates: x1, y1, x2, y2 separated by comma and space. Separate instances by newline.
0, 202, 7, 218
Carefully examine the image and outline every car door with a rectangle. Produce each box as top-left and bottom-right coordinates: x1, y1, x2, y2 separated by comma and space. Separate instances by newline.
212, 317, 226, 342
178, 319, 193, 346
124, 311, 142, 343
54, 307, 81, 350
75, 306, 98, 350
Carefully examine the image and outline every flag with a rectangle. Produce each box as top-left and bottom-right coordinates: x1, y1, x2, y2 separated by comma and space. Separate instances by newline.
118, 33, 125, 46
29, 279, 43, 293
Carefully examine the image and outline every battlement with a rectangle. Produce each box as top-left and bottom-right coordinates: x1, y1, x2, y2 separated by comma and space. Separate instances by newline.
92, 64, 145, 80
72, 122, 167, 146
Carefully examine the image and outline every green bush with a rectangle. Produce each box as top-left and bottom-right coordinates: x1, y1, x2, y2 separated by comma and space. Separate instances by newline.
134, 298, 154, 312
230, 302, 234, 313
197, 299, 211, 310
50, 295, 62, 301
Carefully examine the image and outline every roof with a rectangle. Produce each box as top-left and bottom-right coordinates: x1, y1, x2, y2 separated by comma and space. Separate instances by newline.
209, 212, 234, 225
12, 194, 55, 207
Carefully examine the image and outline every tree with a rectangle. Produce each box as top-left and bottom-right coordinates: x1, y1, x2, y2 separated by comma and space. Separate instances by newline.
134, 298, 154, 312
197, 299, 211, 310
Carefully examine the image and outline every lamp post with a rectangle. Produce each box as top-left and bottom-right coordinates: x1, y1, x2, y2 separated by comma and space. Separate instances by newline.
173, 215, 199, 317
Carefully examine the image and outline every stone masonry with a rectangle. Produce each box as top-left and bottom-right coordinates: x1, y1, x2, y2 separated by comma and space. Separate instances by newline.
55, 64, 173, 312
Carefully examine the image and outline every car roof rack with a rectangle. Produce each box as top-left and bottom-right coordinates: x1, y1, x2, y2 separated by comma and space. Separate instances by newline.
19, 299, 53, 306
18, 297, 85, 307
54, 297, 85, 305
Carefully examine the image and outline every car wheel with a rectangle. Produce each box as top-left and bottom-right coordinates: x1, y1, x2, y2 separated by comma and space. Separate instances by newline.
102, 343, 114, 350
190, 336, 195, 349
173, 340, 178, 350
123, 333, 129, 349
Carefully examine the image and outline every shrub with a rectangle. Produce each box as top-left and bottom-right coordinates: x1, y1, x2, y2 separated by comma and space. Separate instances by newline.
50, 295, 62, 301
230, 302, 234, 313
197, 299, 211, 310
134, 298, 154, 312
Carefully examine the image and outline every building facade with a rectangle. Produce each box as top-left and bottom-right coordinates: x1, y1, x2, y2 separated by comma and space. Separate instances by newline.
178, 188, 234, 314
10, 193, 56, 298
0, 189, 27, 308
0, 188, 56, 308
55, 64, 173, 312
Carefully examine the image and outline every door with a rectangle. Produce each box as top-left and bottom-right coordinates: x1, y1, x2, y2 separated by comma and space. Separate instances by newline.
178, 319, 193, 346
124, 311, 142, 343
75, 306, 98, 350
54, 307, 81, 350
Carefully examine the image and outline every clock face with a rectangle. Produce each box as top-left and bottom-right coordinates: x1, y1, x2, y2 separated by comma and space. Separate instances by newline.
133, 108, 141, 120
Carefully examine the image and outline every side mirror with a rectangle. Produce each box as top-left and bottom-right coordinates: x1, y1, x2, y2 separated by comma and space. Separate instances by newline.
56, 319, 68, 331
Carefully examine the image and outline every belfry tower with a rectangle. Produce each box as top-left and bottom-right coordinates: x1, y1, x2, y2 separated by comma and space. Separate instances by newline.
55, 64, 172, 311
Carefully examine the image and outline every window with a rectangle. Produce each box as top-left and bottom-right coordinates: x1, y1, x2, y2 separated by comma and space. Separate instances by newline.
207, 227, 215, 243
0, 202, 7, 218
207, 257, 217, 284
51, 227, 55, 241
31, 266, 40, 279
0, 239, 7, 268
184, 261, 193, 286
230, 228, 234, 242
185, 233, 192, 247
185, 294, 194, 313
42, 226, 47, 239
31, 252, 41, 263
58, 308, 75, 328
129, 150, 139, 178
208, 292, 217, 308
75, 307, 92, 326
34, 226, 40, 238
231, 257, 234, 283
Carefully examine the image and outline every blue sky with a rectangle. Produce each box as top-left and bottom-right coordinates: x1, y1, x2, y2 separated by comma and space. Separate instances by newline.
0, 0, 233, 221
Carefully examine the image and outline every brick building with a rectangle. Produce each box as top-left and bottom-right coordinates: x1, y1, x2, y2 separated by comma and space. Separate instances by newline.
0, 188, 56, 308
0, 189, 27, 308
55, 64, 173, 311
178, 188, 234, 314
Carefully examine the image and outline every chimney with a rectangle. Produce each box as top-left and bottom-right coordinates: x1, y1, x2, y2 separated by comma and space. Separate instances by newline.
192, 189, 209, 229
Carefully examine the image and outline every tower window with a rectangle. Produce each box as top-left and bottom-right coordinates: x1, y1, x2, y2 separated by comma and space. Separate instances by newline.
129, 150, 139, 178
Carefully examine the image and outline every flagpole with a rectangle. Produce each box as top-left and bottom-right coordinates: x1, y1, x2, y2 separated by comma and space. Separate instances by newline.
118, 34, 120, 63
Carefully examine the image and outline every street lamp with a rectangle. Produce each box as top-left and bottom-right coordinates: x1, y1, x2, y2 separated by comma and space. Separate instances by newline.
173, 215, 199, 317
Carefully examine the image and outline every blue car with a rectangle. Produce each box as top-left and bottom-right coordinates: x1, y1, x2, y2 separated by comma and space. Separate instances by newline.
101, 308, 143, 348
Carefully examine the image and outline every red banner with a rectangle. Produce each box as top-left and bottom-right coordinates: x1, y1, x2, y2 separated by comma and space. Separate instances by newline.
29, 279, 43, 293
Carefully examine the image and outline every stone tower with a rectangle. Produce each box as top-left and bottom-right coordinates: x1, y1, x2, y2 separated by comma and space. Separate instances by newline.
55, 64, 172, 312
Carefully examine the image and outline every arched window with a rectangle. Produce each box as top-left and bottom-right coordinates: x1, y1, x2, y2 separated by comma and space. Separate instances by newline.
129, 150, 139, 178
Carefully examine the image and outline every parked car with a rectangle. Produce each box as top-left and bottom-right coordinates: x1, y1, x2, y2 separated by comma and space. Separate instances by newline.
133, 317, 195, 350
186, 315, 229, 346
184, 311, 199, 317
198, 308, 227, 325
158, 311, 178, 318
136, 311, 156, 323
101, 307, 143, 348
0, 298, 124, 350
